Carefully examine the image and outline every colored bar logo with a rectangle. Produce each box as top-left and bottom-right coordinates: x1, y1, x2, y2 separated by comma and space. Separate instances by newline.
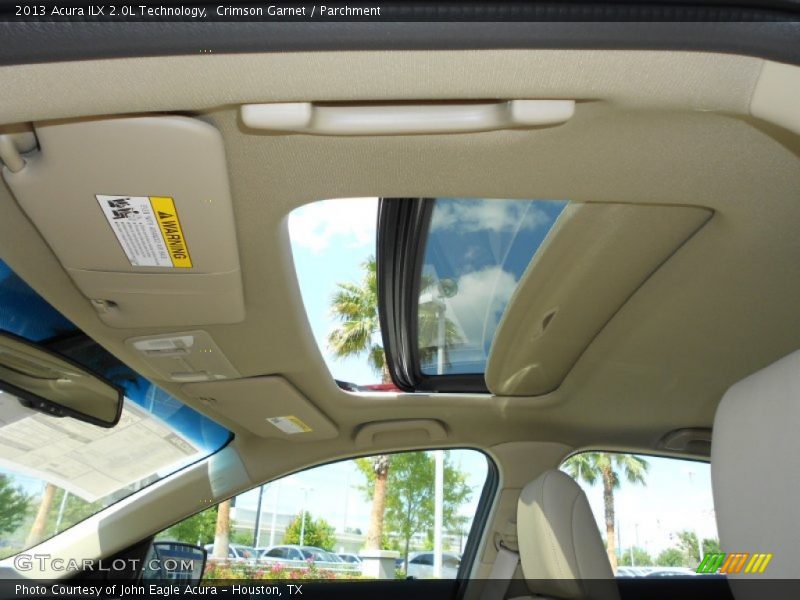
696, 552, 773, 574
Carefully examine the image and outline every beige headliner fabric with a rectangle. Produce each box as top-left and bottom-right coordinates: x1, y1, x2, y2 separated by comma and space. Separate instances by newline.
0, 51, 762, 125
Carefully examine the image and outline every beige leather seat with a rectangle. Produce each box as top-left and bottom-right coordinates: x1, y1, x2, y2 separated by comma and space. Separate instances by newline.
712, 349, 800, 590
515, 469, 620, 600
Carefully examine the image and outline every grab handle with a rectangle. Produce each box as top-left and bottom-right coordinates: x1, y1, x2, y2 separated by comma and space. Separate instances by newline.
241, 100, 574, 136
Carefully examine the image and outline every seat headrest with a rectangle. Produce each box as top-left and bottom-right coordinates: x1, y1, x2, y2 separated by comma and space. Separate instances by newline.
517, 469, 619, 600
712, 349, 800, 582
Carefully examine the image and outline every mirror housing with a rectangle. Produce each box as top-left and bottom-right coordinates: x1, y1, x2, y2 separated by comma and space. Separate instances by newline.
0, 331, 123, 427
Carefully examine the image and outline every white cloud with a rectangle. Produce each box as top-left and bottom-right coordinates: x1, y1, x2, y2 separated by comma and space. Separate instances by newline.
445, 266, 518, 348
430, 199, 553, 234
288, 197, 378, 252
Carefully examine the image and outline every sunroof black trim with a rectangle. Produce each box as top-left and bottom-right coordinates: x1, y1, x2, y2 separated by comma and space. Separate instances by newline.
377, 198, 490, 394
377, 197, 428, 392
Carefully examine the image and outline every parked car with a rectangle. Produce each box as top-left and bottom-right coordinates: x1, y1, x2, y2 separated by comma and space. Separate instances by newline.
337, 553, 362, 564
616, 566, 652, 578
644, 567, 698, 577
203, 544, 258, 561
260, 545, 348, 568
402, 552, 461, 579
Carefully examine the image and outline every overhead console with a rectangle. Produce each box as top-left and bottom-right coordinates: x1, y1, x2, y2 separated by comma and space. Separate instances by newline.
485, 202, 712, 396
1, 115, 244, 328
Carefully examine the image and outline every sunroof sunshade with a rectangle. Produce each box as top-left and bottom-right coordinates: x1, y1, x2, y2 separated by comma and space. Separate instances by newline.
417, 199, 567, 376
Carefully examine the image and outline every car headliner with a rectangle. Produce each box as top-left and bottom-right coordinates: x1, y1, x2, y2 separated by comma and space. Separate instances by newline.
0, 47, 798, 577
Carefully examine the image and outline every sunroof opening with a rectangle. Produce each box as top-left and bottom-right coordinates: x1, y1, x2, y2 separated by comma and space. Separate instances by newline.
290, 197, 567, 393
418, 199, 567, 377
288, 198, 389, 391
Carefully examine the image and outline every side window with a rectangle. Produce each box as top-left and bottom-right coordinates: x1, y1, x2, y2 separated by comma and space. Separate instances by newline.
561, 452, 719, 578
157, 449, 490, 580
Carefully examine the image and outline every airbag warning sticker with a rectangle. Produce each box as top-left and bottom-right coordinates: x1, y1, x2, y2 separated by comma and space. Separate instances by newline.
97, 195, 192, 268
266, 415, 313, 435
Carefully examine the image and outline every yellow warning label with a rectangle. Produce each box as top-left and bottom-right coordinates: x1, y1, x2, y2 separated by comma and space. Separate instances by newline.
150, 196, 193, 268
285, 416, 312, 433
266, 415, 313, 434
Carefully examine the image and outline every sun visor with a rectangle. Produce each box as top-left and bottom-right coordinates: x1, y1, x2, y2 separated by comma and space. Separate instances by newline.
2, 115, 244, 328
182, 376, 338, 441
485, 202, 712, 397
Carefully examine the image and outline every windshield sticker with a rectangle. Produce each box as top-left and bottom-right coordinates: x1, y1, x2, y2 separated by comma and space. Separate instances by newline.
96, 195, 193, 268
0, 395, 199, 502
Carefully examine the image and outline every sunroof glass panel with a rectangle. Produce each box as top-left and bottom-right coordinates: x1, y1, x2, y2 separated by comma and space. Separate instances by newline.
418, 198, 567, 376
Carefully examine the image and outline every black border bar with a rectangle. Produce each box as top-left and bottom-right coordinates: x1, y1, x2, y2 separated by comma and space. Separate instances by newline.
2, 4, 800, 66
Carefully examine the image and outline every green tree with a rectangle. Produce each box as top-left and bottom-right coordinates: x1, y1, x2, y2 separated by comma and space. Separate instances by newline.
676, 530, 702, 566
702, 538, 722, 555
0, 475, 29, 535
283, 512, 336, 551
562, 453, 649, 570
230, 528, 255, 546
356, 452, 472, 570
674, 530, 721, 568
618, 546, 654, 567
159, 506, 219, 545
42, 489, 103, 537
656, 547, 685, 567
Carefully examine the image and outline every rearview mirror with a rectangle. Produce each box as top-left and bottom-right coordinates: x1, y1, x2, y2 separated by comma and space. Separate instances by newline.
0, 331, 123, 427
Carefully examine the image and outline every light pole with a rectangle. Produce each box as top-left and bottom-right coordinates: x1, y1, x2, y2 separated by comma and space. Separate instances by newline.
299, 486, 313, 546
686, 469, 704, 563
253, 484, 265, 548
433, 292, 448, 579
421, 279, 457, 580
433, 449, 444, 578
269, 482, 282, 547
54, 490, 69, 533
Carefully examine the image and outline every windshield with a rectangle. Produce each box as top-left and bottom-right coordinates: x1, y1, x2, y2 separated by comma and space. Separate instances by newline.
0, 260, 231, 560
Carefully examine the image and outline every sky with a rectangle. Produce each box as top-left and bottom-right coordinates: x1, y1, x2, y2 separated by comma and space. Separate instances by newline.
288, 197, 382, 385
286, 197, 718, 558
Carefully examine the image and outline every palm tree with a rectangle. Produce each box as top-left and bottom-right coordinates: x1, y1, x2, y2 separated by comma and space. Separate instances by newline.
211, 499, 231, 559
328, 257, 392, 549
328, 258, 462, 381
328, 257, 462, 550
562, 453, 649, 571
327, 257, 389, 382
363, 455, 391, 550
26, 483, 56, 547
